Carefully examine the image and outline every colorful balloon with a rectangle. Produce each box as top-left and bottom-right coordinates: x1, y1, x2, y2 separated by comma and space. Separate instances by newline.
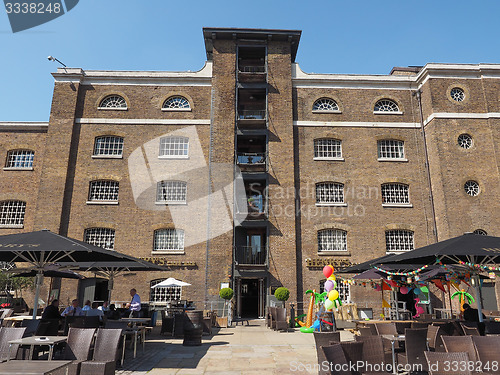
324, 299, 334, 310
327, 275, 336, 281
328, 290, 339, 301
400, 286, 409, 294
420, 286, 429, 293
413, 288, 421, 295
324, 280, 334, 292
323, 265, 334, 278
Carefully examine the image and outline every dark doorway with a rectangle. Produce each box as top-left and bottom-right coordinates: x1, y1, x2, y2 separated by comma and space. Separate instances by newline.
240, 279, 259, 318
79, 278, 109, 305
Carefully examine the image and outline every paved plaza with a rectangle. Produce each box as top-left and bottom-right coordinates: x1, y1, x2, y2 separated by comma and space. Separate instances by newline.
118, 319, 354, 375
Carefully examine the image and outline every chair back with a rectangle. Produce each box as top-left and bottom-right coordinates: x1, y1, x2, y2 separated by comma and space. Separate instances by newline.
20, 319, 41, 337
39, 319, 60, 336
0, 309, 14, 319
375, 322, 397, 336
321, 343, 350, 375
355, 335, 386, 366
442, 335, 477, 362
485, 321, 500, 334
358, 327, 373, 336
460, 323, 480, 336
404, 328, 428, 370
83, 316, 100, 328
340, 341, 364, 373
275, 307, 286, 322
0, 327, 26, 360
412, 322, 429, 329
472, 336, 500, 371
424, 351, 471, 375
314, 331, 341, 375
63, 328, 96, 360
92, 328, 122, 362
104, 320, 129, 331
64, 316, 85, 334
427, 324, 446, 351
396, 322, 412, 334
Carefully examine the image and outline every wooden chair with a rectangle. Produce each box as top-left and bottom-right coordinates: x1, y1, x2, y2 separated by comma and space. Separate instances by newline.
424, 351, 471, 375
442, 335, 477, 362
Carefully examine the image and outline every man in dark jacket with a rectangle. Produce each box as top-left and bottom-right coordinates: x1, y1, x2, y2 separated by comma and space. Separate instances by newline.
41, 299, 61, 320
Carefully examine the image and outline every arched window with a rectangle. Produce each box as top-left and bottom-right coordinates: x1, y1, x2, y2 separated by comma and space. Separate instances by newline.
313, 98, 339, 112
374, 99, 399, 113
150, 279, 182, 305
5, 150, 35, 169
385, 230, 414, 252
162, 96, 191, 110
88, 180, 119, 202
84, 228, 115, 250
98, 95, 127, 109
314, 139, 342, 159
316, 182, 344, 204
381, 183, 409, 205
318, 229, 347, 252
93, 136, 124, 157
153, 229, 185, 252
0, 200, 26, 227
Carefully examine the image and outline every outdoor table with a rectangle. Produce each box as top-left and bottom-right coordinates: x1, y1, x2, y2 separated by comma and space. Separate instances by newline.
381, 334, 405, 375
8, 336, 68, 361
119, 318, 150, 358
0, 360, 71, 375
3, 316, 40, 327
433, 308, 453, 319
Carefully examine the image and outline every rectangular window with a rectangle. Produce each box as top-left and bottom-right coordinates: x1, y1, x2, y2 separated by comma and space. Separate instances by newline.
0, 201, 26, 227
159, 137, 189, 158
5, 150, 35, 169
316, 183, 344, 204
153, 229, 185, 252
318, 229, 347, 252
378, 140, 405, 159
93, 136, 124, 157
314, 139, 342, 159
156, 181, 187, 203
88, 181, 119, 202
381, 184, 409, 205
385, 230, 414, 253
84, 228, 115, 250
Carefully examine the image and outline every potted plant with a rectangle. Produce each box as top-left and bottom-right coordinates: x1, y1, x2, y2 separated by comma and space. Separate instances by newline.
274, 287, 290, 308
218, 287, 234, 328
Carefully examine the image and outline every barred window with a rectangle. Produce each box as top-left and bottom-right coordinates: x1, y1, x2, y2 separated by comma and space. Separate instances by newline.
381, 183, 409, 205
156, 181, 187, 203
320, 279, 350, 303
162, 96, 190, 110
93, 136, 124, 157
153, 229, 185, 252
99, 95, 127, 109
88, 180, 119, 202
316, 182, 344, 204
318, 229, 347, 252
84, 228, 115, 250
378, 140, 405, 159
150, 279, 182, 304
0, 200, 26, 227
473, 229, 487, 235
159, 137, 189, 158
385, 230, 414, 252
374, 99, 399, 112
314, 139, 342, 159
457, 134, 473, 149
313, 98, 339, 112
450, 87, 465, 102
5, 150, 34, 169
464, 181, 480, 196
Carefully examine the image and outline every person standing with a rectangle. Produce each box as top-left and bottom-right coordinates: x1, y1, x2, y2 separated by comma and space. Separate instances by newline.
126, 288, 141, 318
61, 299, 84, 316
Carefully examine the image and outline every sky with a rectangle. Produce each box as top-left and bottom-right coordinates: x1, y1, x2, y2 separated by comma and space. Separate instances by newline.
1, 0, 500, 121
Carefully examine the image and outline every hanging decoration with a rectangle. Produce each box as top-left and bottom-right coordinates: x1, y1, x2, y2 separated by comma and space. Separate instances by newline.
373, 264, 430, 276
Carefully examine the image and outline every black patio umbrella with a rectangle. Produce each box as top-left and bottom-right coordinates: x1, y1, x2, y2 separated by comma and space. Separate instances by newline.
0, 229, 166, 318
11, 263, 83, 279
379, 233, 500, 322
337, 254, 396, 273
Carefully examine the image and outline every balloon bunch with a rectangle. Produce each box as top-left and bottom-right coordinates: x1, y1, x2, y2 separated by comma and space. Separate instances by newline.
323, 265, 342, 311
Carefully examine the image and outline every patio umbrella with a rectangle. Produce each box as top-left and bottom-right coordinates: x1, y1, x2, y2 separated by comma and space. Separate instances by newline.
11, 263, 83, 279
379, 233, 500, 322
151, 277, 191, 288
0, 229, 167, 318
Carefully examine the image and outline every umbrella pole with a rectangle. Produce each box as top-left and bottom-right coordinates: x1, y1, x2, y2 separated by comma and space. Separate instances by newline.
472, 275, 484, 323
32, 272, 43, 319
447, 282, 453, 318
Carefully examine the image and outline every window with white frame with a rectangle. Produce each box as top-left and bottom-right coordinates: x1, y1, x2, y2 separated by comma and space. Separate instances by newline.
150, 279, 182, 304
318, 229, 347, 252
162, 96, 190, 110
88, 180, 119, 202
98, 95, 127, 109
156, 181, 187, 203
84, 228, 115, 250
464, 180, 480, 196
381, 183, 410, 205
374, 99, 399, 113
153, 229, 185, 252
313, 98, 339, 112
0, 200, 26, 227
314, 139, 342, 159
320, 279, 350, 303
385, 230, 414, 252
378, 140, 405, 160
5, 150, 34, 169
93, 136, 124, 157
316, 182, 344, 204
159, 137, 189, 158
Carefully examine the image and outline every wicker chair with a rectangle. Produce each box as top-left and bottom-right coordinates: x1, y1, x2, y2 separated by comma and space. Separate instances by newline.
358, 327, 373, 336
442, 335, 477, 362
80, 328, 122, 375
427, 325, 446, 352
39, 319, 60, 336
270, 307, 277, 330
355, 335, 392, 370
20, 319, 41, 337
460, 323, 480, 336
321, 343, 350, 375
83, 316, 101, 329
274, 307, 288, 331
266, 307, 272, 328
314, 331, 341, 375
396, 322, 412, 334
472, 336, 500, 374
485, 321, 500, 335
412, 322, 430, 329
424, 351, 471, 375
397, 328, 428, 372
374, 322, 398, 336
0, 327, 26, 361
63, 316, 85, 335
340, 341, 364, 375
61, 328, 96, 375
104, 320, 129, 366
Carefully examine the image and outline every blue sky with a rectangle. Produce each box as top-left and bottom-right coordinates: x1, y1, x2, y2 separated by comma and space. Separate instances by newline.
1, 0, 500, 121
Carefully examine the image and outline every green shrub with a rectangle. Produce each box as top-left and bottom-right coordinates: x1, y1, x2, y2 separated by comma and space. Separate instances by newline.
219, 287, 234, 300
274, 287, 290, 302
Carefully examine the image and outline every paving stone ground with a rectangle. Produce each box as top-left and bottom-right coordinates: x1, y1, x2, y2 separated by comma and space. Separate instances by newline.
117, 319, 354, 375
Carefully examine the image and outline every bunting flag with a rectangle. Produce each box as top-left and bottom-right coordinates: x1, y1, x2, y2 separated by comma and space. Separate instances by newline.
432, 279, 446, 293
382, 281, 392, 290
382, 298, 391, 308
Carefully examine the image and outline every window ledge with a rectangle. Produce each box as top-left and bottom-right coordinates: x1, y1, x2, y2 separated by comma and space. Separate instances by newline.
152, 251, 185, 255
378, 158, 408, 162
313, 157, 345, 162
318, 251, 350, 256
312, 110, 342, 114
161, 108, 192, 112
158, 156, 189, 160
3, 167, 34, 171
315, 203, 347, 207
382, 203, 413, 208
373, 111, 403, 115
386, 251, 411, 255
92, 155, 123, 159
0, 225, 24, 229
97, 107, 128, 111
86, 201, 119, 205
155, 201, 187, 206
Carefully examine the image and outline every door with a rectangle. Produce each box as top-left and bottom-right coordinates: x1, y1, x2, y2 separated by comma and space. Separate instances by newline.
240, 279, 259, 318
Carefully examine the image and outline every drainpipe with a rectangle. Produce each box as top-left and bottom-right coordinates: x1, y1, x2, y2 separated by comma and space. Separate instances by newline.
414, 90, 439, 243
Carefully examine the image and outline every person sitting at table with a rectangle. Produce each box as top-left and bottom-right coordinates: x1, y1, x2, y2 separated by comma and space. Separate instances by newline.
41, 299, 61, 320
106, 304, 120, 320
463, 303, 486, 322
82, 300, 91, 314
98, 301, 109, 313
61, 299, 84, 316
86, 301, 104, 321
126, 288, 142, 318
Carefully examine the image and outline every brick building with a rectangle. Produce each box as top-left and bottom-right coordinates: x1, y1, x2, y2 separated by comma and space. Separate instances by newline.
0, 27, 498, 316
